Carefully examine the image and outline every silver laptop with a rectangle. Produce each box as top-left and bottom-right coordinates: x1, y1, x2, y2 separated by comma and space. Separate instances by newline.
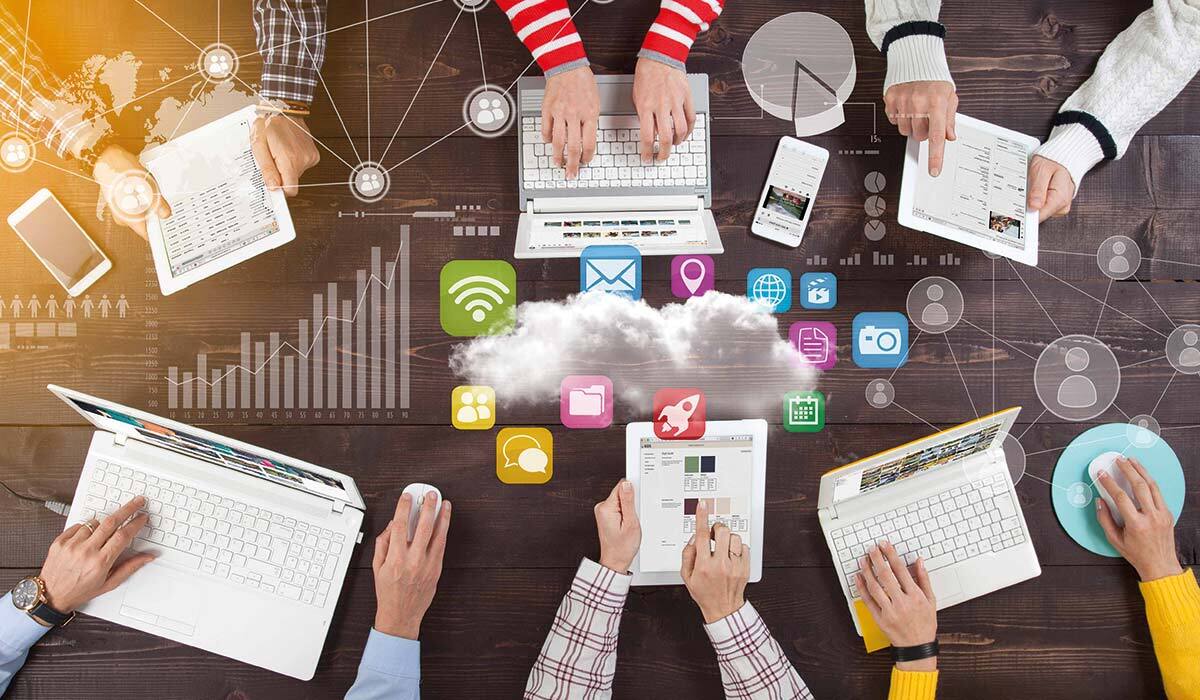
514, 74, 724, 258
49, 385, 364, 680
818, 407, 1040, 638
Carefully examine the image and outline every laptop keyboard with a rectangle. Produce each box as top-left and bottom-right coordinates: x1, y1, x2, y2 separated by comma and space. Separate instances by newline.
81, 460, 344, 608
831, 473, 1027, 598
522, 114, 708, 190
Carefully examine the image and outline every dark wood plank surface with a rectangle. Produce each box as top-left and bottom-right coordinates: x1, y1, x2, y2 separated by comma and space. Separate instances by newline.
1, 0, 1198, 698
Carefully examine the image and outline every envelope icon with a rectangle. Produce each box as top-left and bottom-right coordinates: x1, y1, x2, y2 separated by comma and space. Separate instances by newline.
568, 385, 606, 416
580, 245, 642, 299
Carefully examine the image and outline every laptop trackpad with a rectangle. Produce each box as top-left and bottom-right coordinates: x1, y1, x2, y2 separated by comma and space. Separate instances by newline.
930, 569, 964, 605
120, 570, 202, 637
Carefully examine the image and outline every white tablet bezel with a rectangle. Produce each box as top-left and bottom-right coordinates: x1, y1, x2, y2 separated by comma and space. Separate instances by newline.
897, 113, 1040, 267
750, 136, 829, 248
625, 419, 768, 586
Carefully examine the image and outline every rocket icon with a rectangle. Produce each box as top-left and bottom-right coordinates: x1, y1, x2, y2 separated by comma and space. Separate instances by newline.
653, 390, 707, 439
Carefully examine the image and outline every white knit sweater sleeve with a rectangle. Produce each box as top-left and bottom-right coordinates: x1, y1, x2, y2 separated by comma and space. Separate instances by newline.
864, 0, 953, 94
1035, 0, 1200, 194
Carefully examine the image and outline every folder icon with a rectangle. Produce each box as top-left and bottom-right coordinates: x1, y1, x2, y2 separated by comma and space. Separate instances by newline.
568, 385, 606, 416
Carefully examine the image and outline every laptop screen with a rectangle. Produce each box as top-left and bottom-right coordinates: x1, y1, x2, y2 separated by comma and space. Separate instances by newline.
56, 390, 355, 504
828, 410, 1015, 504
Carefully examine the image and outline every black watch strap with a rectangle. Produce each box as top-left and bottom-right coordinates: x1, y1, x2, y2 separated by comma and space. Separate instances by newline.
28, 601, 74, 627
891, 640, 938, 662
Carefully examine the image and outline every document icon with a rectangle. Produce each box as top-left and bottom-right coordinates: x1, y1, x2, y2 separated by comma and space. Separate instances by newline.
580, 245, 641, 300
789, 321, 837, 370
560, 375, 613, 429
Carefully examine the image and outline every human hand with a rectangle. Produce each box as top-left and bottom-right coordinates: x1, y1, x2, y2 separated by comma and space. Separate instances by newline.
372, 492, 452, 639
633, 58, 695, 164
884, 81, 957, 177
594, 479, 641, 573
251, 114, 320, 196
40, 496, 156, 612
680, 500, 749, 624
855, 541, 938, 671
1096, 457, 1183, 583
1027, 155, 1076, 222
542, 66, 599, 179
93, 146, 172, 240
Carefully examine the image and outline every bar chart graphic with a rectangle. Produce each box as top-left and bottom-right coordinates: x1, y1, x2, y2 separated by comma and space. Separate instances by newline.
165, 227, 410, 417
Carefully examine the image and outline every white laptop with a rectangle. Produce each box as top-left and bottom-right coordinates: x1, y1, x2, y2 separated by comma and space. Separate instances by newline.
513, 74, 724, 258
818, 408, 1040, 642
625, 419, 767, 586
140, 104, 296, 295
49, 385, 364, 680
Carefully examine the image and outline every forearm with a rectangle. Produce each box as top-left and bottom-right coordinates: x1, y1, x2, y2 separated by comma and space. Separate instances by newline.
638, 0, 726, 71
864, 0, 953, 92
0, 593, 52, 696
253, 0, 329, 105
703, 601, 813, 700
1140, 568, 1200, 700
495, 0, 587, 77
1036, 0, 1200, 192
524, 558, 629, 700
344, 629, 421, 700
888, 667, 939, 700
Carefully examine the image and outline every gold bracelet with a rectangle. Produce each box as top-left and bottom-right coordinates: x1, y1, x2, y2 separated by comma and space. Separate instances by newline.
257, 101, 311, 117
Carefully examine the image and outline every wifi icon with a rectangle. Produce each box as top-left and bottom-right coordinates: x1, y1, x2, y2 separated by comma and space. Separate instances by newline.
440, 260, 517, 337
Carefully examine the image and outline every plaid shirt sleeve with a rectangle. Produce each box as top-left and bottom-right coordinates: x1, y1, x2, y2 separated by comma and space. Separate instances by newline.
704, 602, 815, 700
0, 3, 108, 161
524, 558, 630, 699
252, 0, 328, 105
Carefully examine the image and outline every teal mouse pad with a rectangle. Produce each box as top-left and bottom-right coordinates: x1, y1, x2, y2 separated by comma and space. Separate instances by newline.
1051, 423, 1185, 557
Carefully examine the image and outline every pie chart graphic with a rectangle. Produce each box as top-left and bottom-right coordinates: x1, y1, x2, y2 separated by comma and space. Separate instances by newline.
741, 12, 857, 137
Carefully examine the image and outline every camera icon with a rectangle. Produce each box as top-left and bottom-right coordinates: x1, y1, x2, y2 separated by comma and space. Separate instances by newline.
853, 312, 910, 368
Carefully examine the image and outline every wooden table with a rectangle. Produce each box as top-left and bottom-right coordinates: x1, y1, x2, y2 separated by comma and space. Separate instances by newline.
0, 1, 1196, 697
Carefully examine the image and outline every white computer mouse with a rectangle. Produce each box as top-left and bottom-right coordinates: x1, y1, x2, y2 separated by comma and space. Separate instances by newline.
1087, 451, 1140, 527
401, 483, 442, 542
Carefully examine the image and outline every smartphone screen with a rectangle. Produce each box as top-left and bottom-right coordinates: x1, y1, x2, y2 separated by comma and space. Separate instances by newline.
10, 195, 107, 291
752, 139, 828, 245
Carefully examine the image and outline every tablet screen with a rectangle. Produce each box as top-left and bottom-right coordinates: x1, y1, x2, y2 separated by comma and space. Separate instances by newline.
637, 433, 756, 572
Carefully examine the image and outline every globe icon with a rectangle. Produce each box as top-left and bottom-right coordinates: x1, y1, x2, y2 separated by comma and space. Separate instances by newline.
751, 273, 789, 309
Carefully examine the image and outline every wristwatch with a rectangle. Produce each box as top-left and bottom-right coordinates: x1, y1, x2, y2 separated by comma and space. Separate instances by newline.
10, 576, 75, 628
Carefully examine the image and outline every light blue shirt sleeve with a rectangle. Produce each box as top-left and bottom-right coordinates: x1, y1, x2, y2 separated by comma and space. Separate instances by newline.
0, 592, 51, 696
344, 628, 421, 700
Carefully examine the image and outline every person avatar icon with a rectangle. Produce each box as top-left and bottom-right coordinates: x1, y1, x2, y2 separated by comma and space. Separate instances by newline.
98, 294, 111, 319
28, 294, 39, 319
81, 294, 93, 319
1179, 330, 1200, 368
456, 390, 491, 424
116, 294, 130, 319
1108, 241, 1131, 276
1057, 346, 1098, 409
9, 295, 20, 318
3, 139, 28, 165
63, 297, 75, 319
46, 294, 57, 318
920, 284, 950, 327
871, 383, 889, 406
471, 95, 508, 129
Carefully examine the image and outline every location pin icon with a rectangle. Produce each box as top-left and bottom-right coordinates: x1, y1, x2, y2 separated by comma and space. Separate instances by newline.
673, 255, 713, 298
681, 259, 705, 294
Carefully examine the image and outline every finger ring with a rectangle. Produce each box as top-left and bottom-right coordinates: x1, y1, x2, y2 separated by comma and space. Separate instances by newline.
81, 520, 97, 534
730, 549, 742, 557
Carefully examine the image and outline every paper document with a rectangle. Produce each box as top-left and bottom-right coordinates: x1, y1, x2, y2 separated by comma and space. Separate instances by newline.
898, 114, 1040, 266
141, 105, 289, 278
637, 434, 756, 572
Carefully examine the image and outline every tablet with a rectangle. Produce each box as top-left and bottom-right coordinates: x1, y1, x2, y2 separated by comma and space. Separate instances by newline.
897, 113, 1040, 267
625, 419, 768, 586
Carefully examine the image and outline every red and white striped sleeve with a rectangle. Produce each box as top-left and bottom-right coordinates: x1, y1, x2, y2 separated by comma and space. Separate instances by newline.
496, 0, 590, 77
639, 0, 726, 69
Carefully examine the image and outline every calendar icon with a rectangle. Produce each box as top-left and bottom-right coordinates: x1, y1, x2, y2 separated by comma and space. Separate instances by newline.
784, 391, 825, 433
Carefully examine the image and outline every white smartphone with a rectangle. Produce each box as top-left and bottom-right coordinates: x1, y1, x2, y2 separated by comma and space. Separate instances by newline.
7, 188, 111, 296
750, 136, 829, 247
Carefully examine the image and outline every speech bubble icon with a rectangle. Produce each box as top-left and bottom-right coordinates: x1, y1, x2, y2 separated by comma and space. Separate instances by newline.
496, 428, 553, 484
518, 447, 549, 473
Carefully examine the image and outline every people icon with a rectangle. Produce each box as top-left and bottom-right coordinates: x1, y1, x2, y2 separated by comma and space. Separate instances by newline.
920, 284, 950, 327
867, 380, 893, 408
98, 294, 112, 319
81, 294, 94, 319
357, 170, 383, 194
113, 174, 154, 217
1057, 346, 1098, 409
1179, 330, 1200, 367
28, 294, 39, 319
116, 294, 130, 319
3, 138, 29, 166
1108, 240, 1131, 276
1067, 481, 1092, 508
455, 389, 492, 425
9, 295, 20, 318
46, 294, 58, 318
206, 51, 231, 77
472, 96, 507, 127
63, 297, 75, 319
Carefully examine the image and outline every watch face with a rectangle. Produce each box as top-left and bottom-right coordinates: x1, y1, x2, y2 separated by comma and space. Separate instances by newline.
11, 578, 38, 610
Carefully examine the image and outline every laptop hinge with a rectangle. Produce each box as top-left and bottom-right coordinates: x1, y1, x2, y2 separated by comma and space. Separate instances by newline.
530, 194, 702, 214
331, 500, 346, 514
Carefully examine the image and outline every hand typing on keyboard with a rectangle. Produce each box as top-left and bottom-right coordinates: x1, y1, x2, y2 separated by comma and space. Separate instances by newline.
856, 541, 938, 670
633, 58, 697, 164
542, 66, 600, 179
38, 496, 155, 613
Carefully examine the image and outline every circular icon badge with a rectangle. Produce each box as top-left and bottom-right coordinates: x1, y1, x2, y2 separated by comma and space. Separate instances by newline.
0, 132, 34, 173
199, 43, 238, 83
1126, 415, 1161, 448
107, 171, 160, 221
865, 378, 894, 409
452, 0, 492, 11
349, 161, 390, 203
1166, 324, 1200, 375
1066, 481, 1093, 508
1097, 235, 1141, 280
1034, 335, 1121, 421
463, 85, 515, 138
906, 276, 964, 334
